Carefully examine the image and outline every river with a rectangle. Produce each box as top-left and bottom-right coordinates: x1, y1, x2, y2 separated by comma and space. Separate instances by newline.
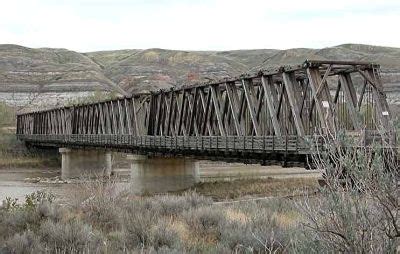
0, 161, 321, 203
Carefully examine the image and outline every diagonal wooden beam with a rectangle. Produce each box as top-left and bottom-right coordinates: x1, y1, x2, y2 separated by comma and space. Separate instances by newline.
339, 73, 361, 130
225, 82, 244, 136
199, 88, 212, 135
306, 68, 330, 133
282, 72, 305, 136
210, 85, 226, 136
365, 69, 391, 130
241, 79, 261, 136
187, 88, 200, 136
261, 76, 282, 136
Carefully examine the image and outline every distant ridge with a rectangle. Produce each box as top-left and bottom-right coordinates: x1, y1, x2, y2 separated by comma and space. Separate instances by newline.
1, 43, 400, 106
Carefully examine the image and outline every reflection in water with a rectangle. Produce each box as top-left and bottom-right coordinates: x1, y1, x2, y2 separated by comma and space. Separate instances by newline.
0, 156, 320, 202
0, 159, 198, 202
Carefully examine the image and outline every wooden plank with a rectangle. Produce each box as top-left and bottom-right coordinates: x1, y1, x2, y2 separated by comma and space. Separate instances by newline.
366, 69, 391, 130
210, 85, 226, 136
131, 97, 140, 136
225, 82, 244, 136
241, 79, 261, 136
110, 101, 117, 134
339, 73, 361, 130
357, 79, 367, 109
261, 76, 282, 136
199, 88, 212, 135
188, 88, 199, 136
177, 90, 187, 136
282, 72, 305, 136
165, 92, 175, 136
98, 103, 106, 134
117, 99, 125, 134
123, 99, 132, 135
306, 68, 330, 133
154, 93, 163, 135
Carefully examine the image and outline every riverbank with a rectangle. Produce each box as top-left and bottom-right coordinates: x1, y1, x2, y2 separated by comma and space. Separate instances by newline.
174, 177, 319, 201
0, 155, 59, 170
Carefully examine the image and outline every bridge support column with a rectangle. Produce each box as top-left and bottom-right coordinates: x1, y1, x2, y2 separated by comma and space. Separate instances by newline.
128, 155, 200, 194
59, 148, 113, 180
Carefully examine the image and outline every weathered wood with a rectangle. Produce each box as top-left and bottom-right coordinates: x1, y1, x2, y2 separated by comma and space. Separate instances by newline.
199, 88, 212, 135
282, 72, 305, 136
241, 79, 261, 136
210, 85, 226, 136
339, 73, 361, 130
16, 60, 395, 154
365, 69, 391, 130
307, 68, 331, 133
225, 82, 244, 136
261, 76, 282, 136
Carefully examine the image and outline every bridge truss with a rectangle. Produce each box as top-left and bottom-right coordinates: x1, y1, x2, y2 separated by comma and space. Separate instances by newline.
16, 60, 395, 164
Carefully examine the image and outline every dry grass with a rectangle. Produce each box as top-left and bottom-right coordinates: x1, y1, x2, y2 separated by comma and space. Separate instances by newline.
0, 155, 58, 169
180, 177, 319, 200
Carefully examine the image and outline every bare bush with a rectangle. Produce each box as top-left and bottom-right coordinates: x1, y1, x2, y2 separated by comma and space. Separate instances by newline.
39, 219, 104, 253
183, 206, 225, 240
69, 177, 126, 232
122, 199, 160, 248
296, 132, 400, 253
3, 231, 44, 254
151, 191, 212, 217
220, 201, 289, 253
149, 218, 181, 250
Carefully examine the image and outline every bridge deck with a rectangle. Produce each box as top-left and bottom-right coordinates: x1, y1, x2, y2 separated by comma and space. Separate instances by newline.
19, 134, 319, 164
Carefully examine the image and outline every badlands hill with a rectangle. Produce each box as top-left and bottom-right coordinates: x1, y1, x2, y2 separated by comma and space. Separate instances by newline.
1, 43, 400, 107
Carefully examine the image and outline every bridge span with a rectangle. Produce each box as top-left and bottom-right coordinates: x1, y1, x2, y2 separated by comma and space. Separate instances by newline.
16, 60, 395, 177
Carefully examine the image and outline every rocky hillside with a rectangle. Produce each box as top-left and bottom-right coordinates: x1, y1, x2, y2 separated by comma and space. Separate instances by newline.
1, 43, 400, 107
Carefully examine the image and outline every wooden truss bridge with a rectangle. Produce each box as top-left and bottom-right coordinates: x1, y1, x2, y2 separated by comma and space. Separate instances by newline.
16, 60, 395, 165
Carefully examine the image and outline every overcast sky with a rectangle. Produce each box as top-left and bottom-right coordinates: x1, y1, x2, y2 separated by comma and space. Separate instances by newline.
1, 0, 399, 52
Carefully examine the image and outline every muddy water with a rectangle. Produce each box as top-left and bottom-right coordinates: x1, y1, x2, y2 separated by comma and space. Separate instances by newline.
0, 161, 322, 203
0, 168, 64, 202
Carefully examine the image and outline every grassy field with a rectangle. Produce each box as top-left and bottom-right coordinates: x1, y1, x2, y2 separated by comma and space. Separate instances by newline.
0, 183, 308, 253
177, 177, 319, 201
1, 169, 397, 254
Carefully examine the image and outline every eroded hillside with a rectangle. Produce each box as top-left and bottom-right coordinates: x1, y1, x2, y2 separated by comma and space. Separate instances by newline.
1, 43, 400, 108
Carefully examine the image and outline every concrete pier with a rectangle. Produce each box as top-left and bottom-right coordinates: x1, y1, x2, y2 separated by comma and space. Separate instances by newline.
59, 148, 113, 179
128, 155, 200, 194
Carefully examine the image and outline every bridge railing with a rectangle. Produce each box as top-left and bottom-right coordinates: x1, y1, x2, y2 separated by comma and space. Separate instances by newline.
17, 134, 321, 154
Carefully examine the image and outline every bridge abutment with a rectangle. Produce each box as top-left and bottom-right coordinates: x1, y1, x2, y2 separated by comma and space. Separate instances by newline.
59, 148, 113, 180
127, 155, 200, 193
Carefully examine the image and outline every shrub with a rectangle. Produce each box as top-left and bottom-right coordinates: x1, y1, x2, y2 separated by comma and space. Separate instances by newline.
71, 178, 126, 232
106, 230, 127, 253
122, 199, 160, 248
296, 133, 400, 253
39, 219, 104, 253
3, 231, 44, 254
0, 207, 43, 240
183, 206, 225, 240
150, 218, 181, 250
151, 191, 212, 217
218, 202, 288, 253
